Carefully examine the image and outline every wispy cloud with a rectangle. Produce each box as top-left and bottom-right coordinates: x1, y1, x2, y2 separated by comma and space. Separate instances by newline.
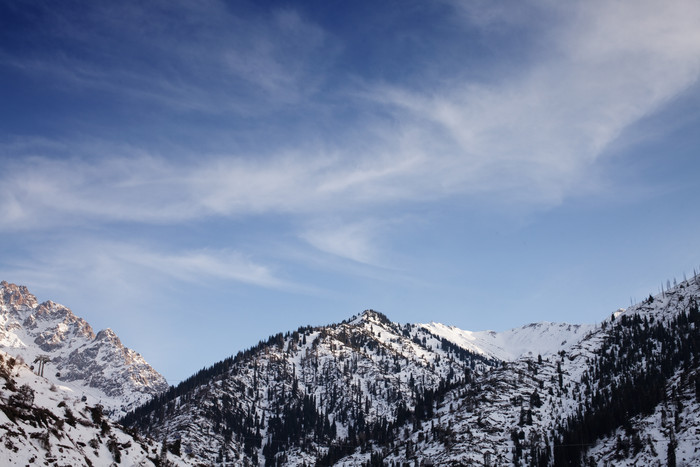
0, 143, 428, 231
2, 0, 699, 281
0, 1, 332, 115
300, 220, 384, 265
0, 238, 299, 295
370, 0, 700, 205
4, 1, 698, 230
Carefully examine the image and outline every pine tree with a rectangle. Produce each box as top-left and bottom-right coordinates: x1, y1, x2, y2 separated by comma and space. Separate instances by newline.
667, 437, 676, 467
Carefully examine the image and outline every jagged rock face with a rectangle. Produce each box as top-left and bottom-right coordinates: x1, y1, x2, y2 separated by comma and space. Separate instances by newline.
0, 281, 168, 418
29, 301, 95, 352
1, 281, 38, 310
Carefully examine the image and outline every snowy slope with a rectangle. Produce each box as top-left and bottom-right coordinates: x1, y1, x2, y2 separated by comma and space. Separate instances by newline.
122, 309, 495, 465
123, 275, 700, 466
5, 274, 698, 465
0, 349, 190, 466
587, 365, 700, 466
0, 281, 168, 418
380, 277, 700, 466
421, 320, 596, 361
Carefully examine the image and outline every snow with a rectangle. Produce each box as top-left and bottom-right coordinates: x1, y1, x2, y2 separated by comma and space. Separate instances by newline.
0, 282, 168, 419
136, 276, 700, 465
4, 276, 700, 465
0, 349, 189, 466
421, 320, 596, 360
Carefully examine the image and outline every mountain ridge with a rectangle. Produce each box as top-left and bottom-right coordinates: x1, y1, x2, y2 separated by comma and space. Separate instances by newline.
121, 275, 700, 466
2, 275, 699, 465
0, 281, 168, 419
421, 320, 597, 361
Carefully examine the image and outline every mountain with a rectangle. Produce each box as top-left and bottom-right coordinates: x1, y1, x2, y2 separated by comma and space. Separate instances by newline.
122, 309, 495, 465
3, 276, 697, 465
0, 281, 168, 419
420, 320, 596, 361
122, 276, 700, 466
0, 347, 188, 466
377, 279, 700, 466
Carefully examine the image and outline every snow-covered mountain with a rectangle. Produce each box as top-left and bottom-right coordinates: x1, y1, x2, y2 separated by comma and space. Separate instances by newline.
122, 276, 700, 466
122, 309, 495, 465
0, 348, 187, 466
3, 275, 699, 466
420, 320, 596, 361
0, 281, 168, 418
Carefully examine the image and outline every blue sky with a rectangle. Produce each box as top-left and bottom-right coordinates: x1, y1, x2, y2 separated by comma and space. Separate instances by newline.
2, 0, 700, 383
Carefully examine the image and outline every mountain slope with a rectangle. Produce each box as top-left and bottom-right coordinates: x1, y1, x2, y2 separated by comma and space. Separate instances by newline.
0, 348, 189, 466
122, 275, 700, 466
421, 320, 596, 361
122, 309, 495, 465
0, 281, 168, 418
378, 278, 700, 466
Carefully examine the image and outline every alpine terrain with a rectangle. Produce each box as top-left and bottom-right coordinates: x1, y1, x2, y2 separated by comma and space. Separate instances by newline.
2, 275, 700, 466
120, 275, 700, 466
0, 281, 168, 419
0, 347, 186, 466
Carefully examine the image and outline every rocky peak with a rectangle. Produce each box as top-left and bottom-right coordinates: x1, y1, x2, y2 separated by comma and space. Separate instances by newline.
361, 308, 383, 319
0, 281, 168, 418
27, 300, 95, 342
351, 308, 394, 327
0, 281, 38, 310
96, 328, 121, 345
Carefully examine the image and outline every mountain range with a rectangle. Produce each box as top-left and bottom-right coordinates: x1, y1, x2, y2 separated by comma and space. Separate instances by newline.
2, 277, 700, 466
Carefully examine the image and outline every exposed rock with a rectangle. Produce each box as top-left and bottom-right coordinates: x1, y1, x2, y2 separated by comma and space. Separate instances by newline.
0, 281, 168, 419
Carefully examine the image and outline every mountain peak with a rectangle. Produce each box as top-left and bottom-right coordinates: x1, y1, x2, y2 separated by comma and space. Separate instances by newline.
0, 281, 168, 418
1, 280, 38, 309
350, 309, 393, 326
96, 327, 119, 339
421, 319, 596, 361
121, 274, 700, 466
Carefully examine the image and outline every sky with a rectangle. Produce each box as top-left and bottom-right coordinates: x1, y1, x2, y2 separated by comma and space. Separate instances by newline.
1, 0, 700, 383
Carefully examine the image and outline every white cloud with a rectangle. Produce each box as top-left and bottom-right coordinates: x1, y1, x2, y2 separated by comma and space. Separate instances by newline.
0, 238, 298, 295
300, 220, 383, 265
0, 145, 429, 231
2, 0, 699, 267
370, 0, 700, 203
125, 247, 297, 290
223, 8, 329, 103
